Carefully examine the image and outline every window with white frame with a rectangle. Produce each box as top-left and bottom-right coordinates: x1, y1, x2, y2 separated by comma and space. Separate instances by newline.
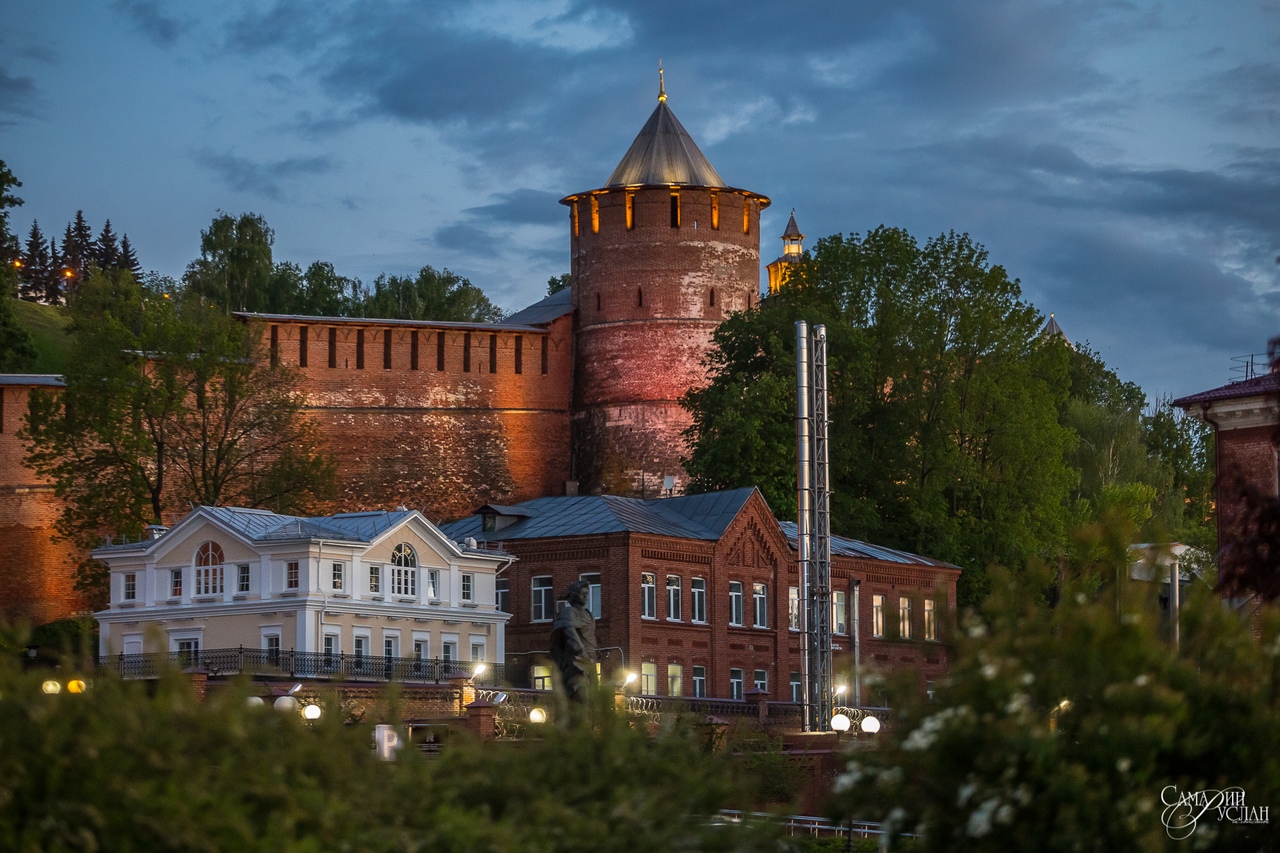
872, 594, 885, 637
470, 637, 485, 662
532, 664, 552, 690
788, 586, 800, 631
729, 668, 744, 700
496, 577, 509, 613
323, 633, 339, 666
531, 576, 553, 622
752, 582, 768, 628
442, 639, 457, 662
924, 598, 937, 640
353, 634, 368, 665
123, 572, 136, 601
413, 637, 428, 661
175, 637, 200, 665
369, 564, 381, 594
691, 577, 707, 623
461, 572, 474, 602
237, 564, 250, 594
692, 666, 707, 698
383, 635, 399, 659
753, 669, 768, 692
391, 544, 417, 597
832, 590, 848, 635
425, 569, 440, 599
264, 633, 281, 664
900, 596, 913, 639
171, 569, 183, 598
729, 581, 744, 626
641, 662, 657, 694
667, 663, 683, 696
195, 542, 224, 596
580, 573, 601, 618
286, 561, 299, 590
790, 671, 802, 703
666, 575, 681, 620
641, 572, 656, 618
332, 561, 345, 592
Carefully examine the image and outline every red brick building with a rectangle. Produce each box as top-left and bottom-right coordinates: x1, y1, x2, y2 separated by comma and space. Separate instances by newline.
441, 488, 959, 701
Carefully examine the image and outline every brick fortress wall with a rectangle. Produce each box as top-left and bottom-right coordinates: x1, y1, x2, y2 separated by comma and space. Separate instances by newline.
254, 313, 575, 521
0, 381, 88, 624
565, 186, 766, 497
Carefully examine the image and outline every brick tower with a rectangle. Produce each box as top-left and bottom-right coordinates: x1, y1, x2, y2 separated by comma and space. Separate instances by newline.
561, 76, 770, 496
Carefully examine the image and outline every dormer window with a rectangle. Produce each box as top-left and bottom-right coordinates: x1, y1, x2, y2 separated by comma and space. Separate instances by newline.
482, 513, 497, 532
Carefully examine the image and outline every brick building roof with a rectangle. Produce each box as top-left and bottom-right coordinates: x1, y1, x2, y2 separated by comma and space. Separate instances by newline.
504, 287, 572, 325
1172, 371, 1280, 407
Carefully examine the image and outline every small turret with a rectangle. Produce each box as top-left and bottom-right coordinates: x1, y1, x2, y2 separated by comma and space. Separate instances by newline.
766, 210, 805, 293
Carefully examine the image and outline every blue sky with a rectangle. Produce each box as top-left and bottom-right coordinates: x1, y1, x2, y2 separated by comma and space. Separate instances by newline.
4, 0, 1278, 401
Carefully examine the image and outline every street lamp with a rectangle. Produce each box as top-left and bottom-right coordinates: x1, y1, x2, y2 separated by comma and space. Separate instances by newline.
529, 707, 547, 724
860, 715, 881, 734
831, 713, 851, 733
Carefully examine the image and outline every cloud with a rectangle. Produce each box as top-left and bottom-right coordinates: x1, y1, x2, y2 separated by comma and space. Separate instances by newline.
196, 152, 337, 200
462, 189, 563, 226
1196, 62, 1280, 126
432, 222, 502, 258
0, 67, 38, 124
114, 0, 185, 46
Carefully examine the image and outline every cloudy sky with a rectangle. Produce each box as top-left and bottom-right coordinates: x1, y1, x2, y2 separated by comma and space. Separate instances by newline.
4, 0, 1278, 401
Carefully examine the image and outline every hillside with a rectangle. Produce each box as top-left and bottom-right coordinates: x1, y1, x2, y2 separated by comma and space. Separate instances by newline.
12, 300, 72, 375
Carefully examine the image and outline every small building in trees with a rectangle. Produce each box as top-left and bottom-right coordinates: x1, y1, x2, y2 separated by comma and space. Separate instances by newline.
93, 506, 512, 680
441, 487, 959, 702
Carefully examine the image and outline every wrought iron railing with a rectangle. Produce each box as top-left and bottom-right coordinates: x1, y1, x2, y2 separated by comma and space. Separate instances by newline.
103, 647, 507, 684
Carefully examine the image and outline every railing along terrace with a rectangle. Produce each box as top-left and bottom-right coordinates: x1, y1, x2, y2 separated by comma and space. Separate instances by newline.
104, 648, 507, 684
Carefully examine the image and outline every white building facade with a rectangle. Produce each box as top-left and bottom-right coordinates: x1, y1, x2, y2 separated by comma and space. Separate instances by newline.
94, 507, 512, 676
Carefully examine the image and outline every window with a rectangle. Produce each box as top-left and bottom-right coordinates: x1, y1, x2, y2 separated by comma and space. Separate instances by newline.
463, 332, 471, 372
691, 577, 707, 623
489, 334, 497, 373
353, 636, 367, 662
369, 564, 381, 594
171, 569, 183, 598
730, 668, 744, 701
924, 599, 937, 641
437, 332, 445, 371
286, 561, 300, 590
532, 665, 552, 690
176, 638, 200, 666
383, 329, 392, 369
392, 543, 417, 597
669, 192, 680, 228
195, 542, 225, 596
872, 594, 885, 638
442, 640, 457, 662
788, 586, 800, 631
356, 329, 365, 369
270, 324, 278, 366
752, 582, 768, 628
471, 639, 486, 662
729, 581, 744, 626
299, 326, 308, 367
265, 634, 281, 665
332, 561, 344, 592
496, 578, 509, 613
426, 569, 440, 600
710, 191, 719, 229
833, 590, 847, 635
515, 335, 523, 374
666, 575, 682, 620
328, 327, 337, 368
753, 669, 768, 692
580, 573, 601, 618
196, 541, 224, 566
123, 572, 136, 601
900, 597, 913, 640
324, 634, 338, 666
790, 671, 802, 703
461, 572, 474, 602
637, 287, 643, 307
531, 576, 554, 622
410, 330, 419, 370
742, 197, 750, 234
625, 192, 634, 229
641, 662, 657, 694
692, 666, 707, 698
641, 573, 656, 619
571, 201, 579, 237
237, 564, 250, 593
541, 336, 548, 374
590, 194, 599, 233
667, 663, 683, 696
384, 636, 398, 659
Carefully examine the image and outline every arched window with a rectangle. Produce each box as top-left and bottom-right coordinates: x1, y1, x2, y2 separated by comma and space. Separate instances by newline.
392, 543, 417, 567
194, 541, 225, 596
391, 543, 418, 597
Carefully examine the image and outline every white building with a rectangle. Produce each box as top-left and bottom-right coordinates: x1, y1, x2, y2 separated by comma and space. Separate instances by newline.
94, 506, 512, 677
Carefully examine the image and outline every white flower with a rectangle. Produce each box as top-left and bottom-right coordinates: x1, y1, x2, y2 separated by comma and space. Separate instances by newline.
967, 622, 987, 639
995, 804, 1014, 824
1134, 674, 1150, 687
1020, 672, 1035, 685
1004, 693, 1030, 715
834, 761, 864, 793
967, 798, 999, 838
982, 663, 998, 680
1075, 592, 1087, 605
957, 780, 978, 806
1116, 757, 1132, 774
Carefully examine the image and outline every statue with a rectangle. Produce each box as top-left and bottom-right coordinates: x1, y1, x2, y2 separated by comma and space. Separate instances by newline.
549, 579, 598, 704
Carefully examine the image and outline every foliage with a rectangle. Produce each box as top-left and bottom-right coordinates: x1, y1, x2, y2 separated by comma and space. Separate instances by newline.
356, 265, 505, 323
0, 651, 783, 852
20, 268, 336, 604
547, 272, 571, 295
683, 227, 1075, 605
11, 299, 72, 374
827, 535, 1280, 852
27, 617, 97, 658
183, 212, 277, 313
0, 161, 36, 370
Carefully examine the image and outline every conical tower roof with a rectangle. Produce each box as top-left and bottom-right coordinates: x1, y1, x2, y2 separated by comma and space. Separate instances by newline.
604, 99, 727, 189
782, 210, 803, 238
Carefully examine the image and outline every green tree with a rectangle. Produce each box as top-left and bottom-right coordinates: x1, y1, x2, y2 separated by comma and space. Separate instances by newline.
828, 539, 1280, 851
117, 234, 142, 279
0, 162, 35, 370
684, 228, 1075, 604
183, 212, 276, 313
93, 219, 119, 270
547, 272, 571, 295
21, 268, 336, 604
355, 265, 505, 322
18, 221, 54, 303
60, 210, 95, 287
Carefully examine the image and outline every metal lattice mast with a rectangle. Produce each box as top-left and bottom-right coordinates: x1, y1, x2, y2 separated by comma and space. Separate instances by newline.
810, 325, 834, 729
795, 321, 814, 732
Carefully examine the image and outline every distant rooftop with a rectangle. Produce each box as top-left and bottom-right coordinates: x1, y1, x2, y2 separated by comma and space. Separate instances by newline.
504, 287, 572, 326
603, 98, 728, 189
0, 374, 65, 386
1173, 369, 1280, 408
233, 312, 549, 334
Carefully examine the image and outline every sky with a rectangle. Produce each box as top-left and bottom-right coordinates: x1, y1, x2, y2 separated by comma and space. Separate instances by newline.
3, 0, 1278, 402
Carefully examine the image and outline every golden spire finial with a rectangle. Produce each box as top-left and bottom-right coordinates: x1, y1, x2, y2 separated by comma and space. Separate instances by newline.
658, 59, 666, 103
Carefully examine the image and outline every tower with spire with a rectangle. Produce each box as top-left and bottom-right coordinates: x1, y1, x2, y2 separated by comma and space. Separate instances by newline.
766, 210, 805, 293
560, 70, 770, 496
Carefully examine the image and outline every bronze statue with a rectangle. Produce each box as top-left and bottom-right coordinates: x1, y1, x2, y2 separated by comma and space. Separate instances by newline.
549, 579, 598, 703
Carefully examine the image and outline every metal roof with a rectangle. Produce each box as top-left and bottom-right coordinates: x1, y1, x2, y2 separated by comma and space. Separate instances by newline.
782, 211, 803, 238
503, 288, 572, 326
776, 521, 958, 568
1173, 371, 1280, 407
0, 374, 65, 386
1040, 314, 1067, 342
604, 100, 727, 189
441, 488, 759, 543
232, 312, 548, 334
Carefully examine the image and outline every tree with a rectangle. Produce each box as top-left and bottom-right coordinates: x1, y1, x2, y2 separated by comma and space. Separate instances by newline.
296, 260, 360, 316
683, 228, 1075, 605
93, 219, 119, 270
22, 268, 336, 604
117, 233, 142, 278
183, 212, 275, 313
827, 542, 1280, 851
18, 221, 51, 302
0, 160, 35, 370
547, 272, 571, 295
60, 210, 95, 286
355, 265, 505, 323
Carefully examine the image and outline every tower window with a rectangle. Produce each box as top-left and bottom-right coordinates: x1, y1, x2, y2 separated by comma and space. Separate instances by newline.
590, 196, 600, 234
410, 330, 419, 370
436, 332, 445, 371
670, 193, 680, 228
711, 192, 719, 230
269, 325, 279, 366
596, 292, 601, 311
383, 329, 392, 370
299, 326, 308, 368
463, 332, 471, 372
572, 202, 579, 237
626, 192, 634, 230
709, 289, 716, 307
743, 198, 750, 234
541, 336, 548, 375
515, 336, 523, 374
489, 334, 497, 373
328, 327, 337, 368
637, 288, 643, 308
356, 329, 365, 370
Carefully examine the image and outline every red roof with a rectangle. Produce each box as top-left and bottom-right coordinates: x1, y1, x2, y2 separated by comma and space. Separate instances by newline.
1173, 371, 1280, 407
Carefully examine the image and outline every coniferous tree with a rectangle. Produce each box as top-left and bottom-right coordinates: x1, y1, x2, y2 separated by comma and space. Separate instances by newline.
0, 160, 35, 369
45, 234, 65, 305
117, 234, 142, 278
61, 211, 95, 283
94, 219, 119, 271
19, 221, 51, 302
